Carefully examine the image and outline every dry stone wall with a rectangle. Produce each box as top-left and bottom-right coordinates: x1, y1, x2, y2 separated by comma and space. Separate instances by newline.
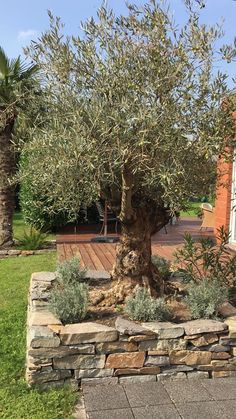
26, 272, 236, 389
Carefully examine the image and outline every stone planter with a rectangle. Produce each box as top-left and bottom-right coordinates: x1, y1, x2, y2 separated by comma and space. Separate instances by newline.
26, 271, 236, 389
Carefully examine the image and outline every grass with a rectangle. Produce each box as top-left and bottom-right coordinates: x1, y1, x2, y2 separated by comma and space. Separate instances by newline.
0, 253, 77, 419
180, 202, 202, 218
13, 212, 55, 241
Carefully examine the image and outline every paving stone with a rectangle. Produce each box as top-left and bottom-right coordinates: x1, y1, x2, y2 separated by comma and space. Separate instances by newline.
141, 322, 184, 339
28, 310, 61, 326
176, 401, 226, 419
75, 368, 114, 379
88, 408, 134, 419
139, 338, 187, 351
59, 322, 118, 344
163, 380, 213, 403
180, 320, 227, 335
123, 381, 172, 407
54, 354, 105, 369
115, 317, 156, 336
28, 326, 60, 348
169, 350, 212, 366
132, 404, 181, 419
83, 384, 129, 411
119, 375, 156, 384
144, 356, 170, 366
96, 340, 137, 354
220, 399, 236, 418
201, 377, 236, 400
106, 352, 145, 369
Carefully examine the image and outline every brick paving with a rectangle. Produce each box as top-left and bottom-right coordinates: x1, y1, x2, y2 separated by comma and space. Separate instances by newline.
80, 378, 236, 419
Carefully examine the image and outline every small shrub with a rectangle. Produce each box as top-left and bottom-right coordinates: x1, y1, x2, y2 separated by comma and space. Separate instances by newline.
152, 255, 171, 280
56, 257, 86, 285
16, 228, 48, 250
185, 279, 228, 320
125, 287, 171, 322
50, 282, 89, 324
174, 227, 236, 287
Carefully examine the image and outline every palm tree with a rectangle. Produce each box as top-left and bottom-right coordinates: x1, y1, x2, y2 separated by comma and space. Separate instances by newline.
0, 47, 38, 247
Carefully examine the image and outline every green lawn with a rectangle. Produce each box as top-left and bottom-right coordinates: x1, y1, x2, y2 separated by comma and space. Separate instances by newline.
13, 212, 55, 241
0, 253, 77, 419
180, 202, 202, 218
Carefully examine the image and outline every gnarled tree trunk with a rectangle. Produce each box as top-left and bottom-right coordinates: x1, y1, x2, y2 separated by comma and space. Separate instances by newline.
0, 119, 15, 247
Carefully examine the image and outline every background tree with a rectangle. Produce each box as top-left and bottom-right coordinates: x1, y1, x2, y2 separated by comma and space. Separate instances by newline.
0, 47, 38, 247
21, 2, 235, 303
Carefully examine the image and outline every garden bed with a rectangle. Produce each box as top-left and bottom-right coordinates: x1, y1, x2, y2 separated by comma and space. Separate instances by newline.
26, 271, 236, 389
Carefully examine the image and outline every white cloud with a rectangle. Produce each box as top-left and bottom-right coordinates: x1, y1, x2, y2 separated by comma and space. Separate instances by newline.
17, 29, 38, 41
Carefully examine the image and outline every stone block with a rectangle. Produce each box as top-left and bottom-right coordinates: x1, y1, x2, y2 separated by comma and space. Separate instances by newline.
187, 371, 209, 379
148, 350, 168, 356
96, 340, 137, 354
31, 272, 57, 283
190, 334, 218, 347
180, 319, 227, 335
75, 368, 114, 379
144, 356, 170, 366
119, 375, 156, 384
211, 352, 231, 360
29, 344, 95, 359
209, 344, 230, 352
8, 249, 21, 255
170, 350, 212, 366
115, 317, 156, 336
142, 322, 184, 339
53, 354, 106, 369
128, 335, 157, 343
59, 322, 118, 345
162, 365, 193, 373
27, 369, 71, 385
212, 371, 231, 378
81, 377, 118, 386
28, 310, 61, 327
218, 302, 236, 318
28, 326, 60, 348
105, 352, 145, 369
114, 366, 161, 376
139, 338, 187, 352
157, 372, 186, 381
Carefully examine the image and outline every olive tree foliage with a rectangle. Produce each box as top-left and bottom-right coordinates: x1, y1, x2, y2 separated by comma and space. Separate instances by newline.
20, 1, 234, 223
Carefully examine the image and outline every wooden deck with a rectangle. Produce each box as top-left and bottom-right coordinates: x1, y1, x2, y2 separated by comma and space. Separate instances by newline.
57, 217, 215, 271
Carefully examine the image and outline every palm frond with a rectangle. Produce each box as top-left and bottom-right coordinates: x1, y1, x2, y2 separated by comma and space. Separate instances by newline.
0, 46, 10, 77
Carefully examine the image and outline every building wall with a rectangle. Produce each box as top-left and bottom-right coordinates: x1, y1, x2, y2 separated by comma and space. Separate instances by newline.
214, 156, 233, 237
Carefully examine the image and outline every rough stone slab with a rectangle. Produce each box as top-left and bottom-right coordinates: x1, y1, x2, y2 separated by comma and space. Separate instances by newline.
147, 350, 168, 356
29, 344, 95, 359
115, 317, 156, 336
96, 340, 137, 354
81, 377, 118, 386
59, 322, 118, 344
144, 356, 170, 367
106, 352, 145, 369
54, 354, 105, 369
27, 369, 71, 385
28, 310, 61, 327
170, 350, 212, 366
212, 352, 231, 360
187, 371, 209, 379
31, 272, 57, 283
209, 344, 230, 352
142, 322, 184, 339
157, 372, 187, 381
84, 270, 110, 282
119, 375, 156, 384
190, 333, 219, 348
219, 302, 236, 318
180, 319, 227, 336
36, 379, 65, 390
219, 336, 236, 346
212, 371, 232, 378
162, 365, 193, 373
114, 366, 161, 376
28, 326, 60, 348
75, 368, 114, 379
139, 338, 187, 352
128, 335, 156, 343
8, 249, 21, 255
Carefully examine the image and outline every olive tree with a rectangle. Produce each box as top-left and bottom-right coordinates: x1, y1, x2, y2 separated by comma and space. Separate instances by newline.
21, 1, 235, 303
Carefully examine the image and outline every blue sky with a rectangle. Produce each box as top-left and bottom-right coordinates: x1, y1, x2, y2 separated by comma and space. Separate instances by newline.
1, 0, 235, 84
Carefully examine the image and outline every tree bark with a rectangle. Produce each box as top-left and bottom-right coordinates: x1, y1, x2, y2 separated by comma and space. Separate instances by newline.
0, 120, 15, 247
112, 203, 169, 295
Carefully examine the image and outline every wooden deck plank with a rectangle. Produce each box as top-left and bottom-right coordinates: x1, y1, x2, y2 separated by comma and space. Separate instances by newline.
84, 244, 105, 271
91, 244, 114, 271
78, 244, 96, 270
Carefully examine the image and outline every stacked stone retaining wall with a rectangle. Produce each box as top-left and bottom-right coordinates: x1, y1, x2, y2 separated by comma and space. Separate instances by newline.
26, 272, 236, 389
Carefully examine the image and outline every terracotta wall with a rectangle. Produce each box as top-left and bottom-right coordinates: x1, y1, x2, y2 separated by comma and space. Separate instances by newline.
214, 156, 233, 237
